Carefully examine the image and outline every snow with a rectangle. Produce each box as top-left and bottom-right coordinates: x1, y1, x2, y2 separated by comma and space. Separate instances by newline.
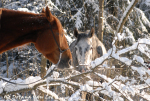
138, 38, 150, 44
65, 34, 75, 45
133, 55, 144, 65
45, 65, 56, 77
145, 0, 150, 6
47, 0, 66, 14
124, 27, 135, 42
86, 80, 101, 86
80, 84, 93, 92
117, 0, 136, 32
38, 86, 65, 101
75, 12, 82, 28
72, 9, 83, 29
118, 75, 128, 82
116, 42, 138, 55
60, 84, 66, 93
135, 8, 150, 28
117, 33, 125, 41
56, 0, 60, 5
131, 66, 147, 78
90, 49, 111, 68
112, 48, 133, 65
138, 44, 150, 58
95, 73, 133, 101
85, 0, 99, 12
51, 71, 59, 79
145, 78, 150, 84
17, 8, 35, 13
0, 76, 42, 93
68, 90, 81, 101
0, 80, 5, 94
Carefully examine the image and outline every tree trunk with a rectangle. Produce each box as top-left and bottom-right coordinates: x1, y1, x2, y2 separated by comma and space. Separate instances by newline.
40, 55, 47, 101
98, 0, 104, 42
45, 0, 47, 6
40, 55, 47, 78
5, 52, 9, 78
1, 0, 4, 8
107, 0, 118, 17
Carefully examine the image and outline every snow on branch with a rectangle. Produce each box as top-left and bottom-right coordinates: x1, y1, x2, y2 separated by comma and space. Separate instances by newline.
0, 75, 80, 97
91, 35, 150, 69
117, 0, 139, 33
46, 0, 66, 14
94, 73, 133, 101
38, 86, 64, 101
1, 35, 150, 100
87, 32, 150, 100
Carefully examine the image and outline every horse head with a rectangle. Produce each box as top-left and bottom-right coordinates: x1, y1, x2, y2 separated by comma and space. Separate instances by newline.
74, 28, 94, 72
70, 27, 107, 72
0, 7, 72, 69
37, 7, 72, 69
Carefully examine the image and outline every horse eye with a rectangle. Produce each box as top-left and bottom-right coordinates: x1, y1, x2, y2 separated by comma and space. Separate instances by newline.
75, 46, 78, 50
61, 34, 63, 37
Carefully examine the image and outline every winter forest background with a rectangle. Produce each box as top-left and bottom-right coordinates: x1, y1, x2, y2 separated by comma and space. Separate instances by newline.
0, 0, 150, 101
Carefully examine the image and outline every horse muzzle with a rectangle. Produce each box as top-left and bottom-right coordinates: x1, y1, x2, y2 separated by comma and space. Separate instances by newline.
58, 57, 72, 69
76, 64, 90, 72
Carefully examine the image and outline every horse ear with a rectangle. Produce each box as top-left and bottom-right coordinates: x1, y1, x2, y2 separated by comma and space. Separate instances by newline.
88, 27, 94, 38
42, 8, 45, 13
45, 6, 53, 22
74, 28, 78, 38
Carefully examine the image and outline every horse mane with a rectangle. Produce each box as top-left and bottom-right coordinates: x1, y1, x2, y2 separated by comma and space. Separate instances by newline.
2, 8, 42, 17
0, 9, 49, 51
1, 8, 63, 35
1, 9, 47, 22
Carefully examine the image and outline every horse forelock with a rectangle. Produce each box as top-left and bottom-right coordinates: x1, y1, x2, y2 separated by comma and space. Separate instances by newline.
76, 33, 89, 44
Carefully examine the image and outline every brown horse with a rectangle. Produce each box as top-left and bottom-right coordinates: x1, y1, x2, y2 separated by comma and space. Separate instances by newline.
0, 7, 72, 69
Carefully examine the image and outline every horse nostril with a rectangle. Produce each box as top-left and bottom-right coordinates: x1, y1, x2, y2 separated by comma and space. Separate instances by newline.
68, 59, 72, 66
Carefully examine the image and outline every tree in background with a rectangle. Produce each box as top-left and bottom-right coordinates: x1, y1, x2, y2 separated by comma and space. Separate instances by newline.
98, 0, 104, 42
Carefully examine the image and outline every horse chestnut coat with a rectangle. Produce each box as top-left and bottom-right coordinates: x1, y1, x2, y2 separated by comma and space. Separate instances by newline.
0, 7, 72, 69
